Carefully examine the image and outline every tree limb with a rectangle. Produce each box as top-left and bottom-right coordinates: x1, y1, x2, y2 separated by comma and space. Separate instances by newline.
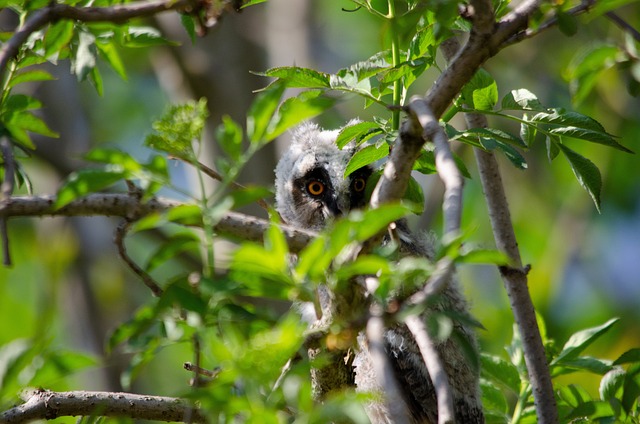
0, 0, 202, 85
0, 389, 206, 424
0, 194, 314, 253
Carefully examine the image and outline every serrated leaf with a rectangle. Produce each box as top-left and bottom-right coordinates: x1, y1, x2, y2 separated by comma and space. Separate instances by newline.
500, 89, 545, 111
265, 90, 335, 141
247, 80, 285, 144
553, 318, 618, 364
344, 142, 388, 177
44, 19, 74, 58
550, 126, 632, 153
379, 59, 428, 86
216, 115, 243, 161
55, 169, 126, 209
145, 99, 208, 160
481, 354, 521, 394
8, 69, 55, 88
462, 68, 498, 111
408, 25, 436, 60
336, 121, 382, 149
336, 51, 391, 81
260, 66, 330, 89
557, 144, 602, 212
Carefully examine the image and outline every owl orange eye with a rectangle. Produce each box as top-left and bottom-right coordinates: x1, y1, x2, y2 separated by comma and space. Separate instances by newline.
307, 181, 325, 196
352, 178, 366, 192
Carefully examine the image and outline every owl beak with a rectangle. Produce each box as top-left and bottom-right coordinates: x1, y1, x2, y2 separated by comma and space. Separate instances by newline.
324, 195, 343, 218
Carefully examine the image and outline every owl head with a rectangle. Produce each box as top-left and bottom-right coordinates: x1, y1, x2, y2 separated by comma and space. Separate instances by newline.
275, 122, 373, 230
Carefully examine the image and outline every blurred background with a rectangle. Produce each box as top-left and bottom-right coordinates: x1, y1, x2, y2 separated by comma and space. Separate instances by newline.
0, 0, 639, 403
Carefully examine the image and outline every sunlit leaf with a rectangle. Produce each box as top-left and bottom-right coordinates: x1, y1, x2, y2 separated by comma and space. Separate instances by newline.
336, 121, 382, 149
96, 40, 127, 81
462, 69, 498, 111
480, 137, 527, 169
265, 90, 335, 141
599, 367, 625, 401
500, 89, 545, 111
124, 26, 176, 47
74, 30, 97, 82
344, 142, 388, 177
259, 66, 330, 89
44, 20, 74, 58
216, 115, 243, 161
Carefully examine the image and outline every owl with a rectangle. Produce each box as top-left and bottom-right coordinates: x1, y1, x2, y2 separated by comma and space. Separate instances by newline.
274, 122, 484, 424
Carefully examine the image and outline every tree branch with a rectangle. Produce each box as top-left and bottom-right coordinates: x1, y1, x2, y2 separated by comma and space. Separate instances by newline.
0, 0, 201, 85
0, 137, 15, 266
115, 220, 164, 297
0, 389, 206, 424
0, 194, 314, 252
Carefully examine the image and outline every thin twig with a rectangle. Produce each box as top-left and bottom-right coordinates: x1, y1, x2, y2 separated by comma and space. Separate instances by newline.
114, 220, 164, 297
184, 362, 221, 378
606, 11, 640, 42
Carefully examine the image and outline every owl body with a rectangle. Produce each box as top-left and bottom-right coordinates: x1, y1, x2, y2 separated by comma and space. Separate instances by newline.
275, 122, 484, 423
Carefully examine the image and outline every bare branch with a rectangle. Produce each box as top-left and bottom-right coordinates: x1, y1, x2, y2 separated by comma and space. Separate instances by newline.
404, 315, 455, 424
606, 11, 640, 42
406, 97, 463, 238
0, 194, 315, 252
0, 389, 206, 424
365, 304, 410, 424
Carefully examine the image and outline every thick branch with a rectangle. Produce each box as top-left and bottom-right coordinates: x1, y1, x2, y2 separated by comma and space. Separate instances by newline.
0, 194, 314, 252
0, 389, 206, 424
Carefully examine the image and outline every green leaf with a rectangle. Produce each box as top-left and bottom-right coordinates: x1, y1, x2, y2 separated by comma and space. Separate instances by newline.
520, 114, 537, 146
145, 99, 208, 160
55, 169, 126, 209
259, 66, 330, 89
265, 90, 336, 141
465, 127, 527, 148
350, 203, 412, 242
180, 14, 197, 44
600, 367, 626, 401
247, 80, 285, 144
146, 233, 200, 272
553, 318, 619, 364
8, 69, 55, 88
216, 115, 243, 161
85, 148, 142, 171
2, 94, 42, 111
457, 249, 510, 266
336, 121, 382, 149
96, 40, 127, 81
557, 144, 603, 212
88, 65, 103, 96
4, 109, 59, 148
344, 142, 389, 177
44, 19, 74, 58
480, 137, 527, 169
408, 25, 436, 61
74, 30, 97, 82
336, 51, 391, 81
550, 126, 632, 153
613, 348, 640, 365
563, 400, 616, 421
500, 89, 545, 111
480, 381, 509, 414
124, 26, 176, 48
481, 354, 521, 394
553, 357, 613, 376
404, 176, 425, 214
462, 68, 498, 111
556, 10, 578, 36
